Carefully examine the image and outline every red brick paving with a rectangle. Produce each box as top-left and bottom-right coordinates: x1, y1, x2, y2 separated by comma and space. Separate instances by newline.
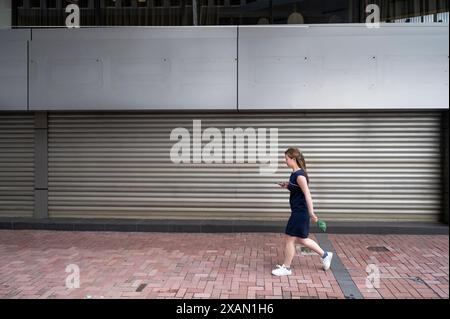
330, 234, 449, 299
0, 230, 342, 299
0, 230, 448, 299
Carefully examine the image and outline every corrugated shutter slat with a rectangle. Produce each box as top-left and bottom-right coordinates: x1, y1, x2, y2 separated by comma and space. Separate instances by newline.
0, 114, 34, 218
48, 111, 442, 222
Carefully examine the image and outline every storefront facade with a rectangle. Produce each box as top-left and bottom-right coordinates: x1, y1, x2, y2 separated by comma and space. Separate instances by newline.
1, 24, 448, 227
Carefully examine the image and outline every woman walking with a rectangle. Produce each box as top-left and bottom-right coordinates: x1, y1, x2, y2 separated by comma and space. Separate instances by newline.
272, 147, 333, 276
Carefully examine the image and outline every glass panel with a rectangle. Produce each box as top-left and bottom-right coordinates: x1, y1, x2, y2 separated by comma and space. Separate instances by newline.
12, 0, 450, 26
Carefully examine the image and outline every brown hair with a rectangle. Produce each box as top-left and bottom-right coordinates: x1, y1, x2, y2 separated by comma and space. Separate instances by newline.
285, 147, 309, 183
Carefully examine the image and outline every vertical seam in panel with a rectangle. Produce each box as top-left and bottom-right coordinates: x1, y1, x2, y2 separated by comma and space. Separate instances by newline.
28, 28, 32, 111
27, 40, 29, 111
236, 25, 239, 112
27, 29, 33, 111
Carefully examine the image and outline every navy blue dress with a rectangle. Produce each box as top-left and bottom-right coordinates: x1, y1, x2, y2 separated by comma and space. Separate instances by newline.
285, 169, 310, 239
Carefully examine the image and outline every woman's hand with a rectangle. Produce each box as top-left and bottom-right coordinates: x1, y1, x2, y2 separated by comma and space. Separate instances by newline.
310, 214, 319, 223
278, 182, 288, 189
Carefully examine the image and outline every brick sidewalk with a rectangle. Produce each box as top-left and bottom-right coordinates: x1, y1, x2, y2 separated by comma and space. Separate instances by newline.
0, 230, 448, 299
330, 234, 449, 299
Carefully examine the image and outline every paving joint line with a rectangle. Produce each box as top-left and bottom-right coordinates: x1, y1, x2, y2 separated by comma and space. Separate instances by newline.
315, 233, 364, 299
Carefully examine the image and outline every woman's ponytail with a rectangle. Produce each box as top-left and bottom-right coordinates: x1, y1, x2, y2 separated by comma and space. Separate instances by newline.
285, 147, 309, 184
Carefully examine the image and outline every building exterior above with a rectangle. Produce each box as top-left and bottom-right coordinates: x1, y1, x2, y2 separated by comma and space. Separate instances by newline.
10, 0, 450, 27
1, 24, 449, 111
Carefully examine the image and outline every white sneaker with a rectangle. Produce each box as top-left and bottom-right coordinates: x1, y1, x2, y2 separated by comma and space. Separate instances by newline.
321, 252, 333, 271
271, 264, 292, 276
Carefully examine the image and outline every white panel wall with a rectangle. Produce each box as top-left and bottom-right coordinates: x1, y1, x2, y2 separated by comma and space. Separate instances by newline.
0, 0, 11, 28
29, 27, 237, 110
1, 25, 448, 111
238, 24, 449, 110
0, 29, 30, 111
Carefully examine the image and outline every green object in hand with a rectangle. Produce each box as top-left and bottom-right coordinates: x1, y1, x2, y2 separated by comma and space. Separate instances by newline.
317, 220, 327, 232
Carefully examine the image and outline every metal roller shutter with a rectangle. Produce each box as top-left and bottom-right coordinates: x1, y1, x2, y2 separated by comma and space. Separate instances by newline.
0, 113, 34, 218
48, 111, 442, 222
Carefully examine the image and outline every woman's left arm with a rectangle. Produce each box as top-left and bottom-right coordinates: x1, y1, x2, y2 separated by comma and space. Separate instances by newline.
297, 175, 318, 223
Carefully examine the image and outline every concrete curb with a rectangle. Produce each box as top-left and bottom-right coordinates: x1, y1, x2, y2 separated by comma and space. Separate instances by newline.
0, 218, 448, 235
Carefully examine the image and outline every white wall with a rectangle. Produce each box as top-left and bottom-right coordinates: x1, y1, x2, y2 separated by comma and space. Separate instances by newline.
0, 29, 29, 110
239, 24, 449, 110
1, 24, 449, 111
29, 27, 238, 110
0, 0, 11, 28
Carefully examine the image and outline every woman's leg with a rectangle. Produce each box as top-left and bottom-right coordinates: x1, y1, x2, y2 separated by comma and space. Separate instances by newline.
283, 235, 297, 267
298, 237, 325, 257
